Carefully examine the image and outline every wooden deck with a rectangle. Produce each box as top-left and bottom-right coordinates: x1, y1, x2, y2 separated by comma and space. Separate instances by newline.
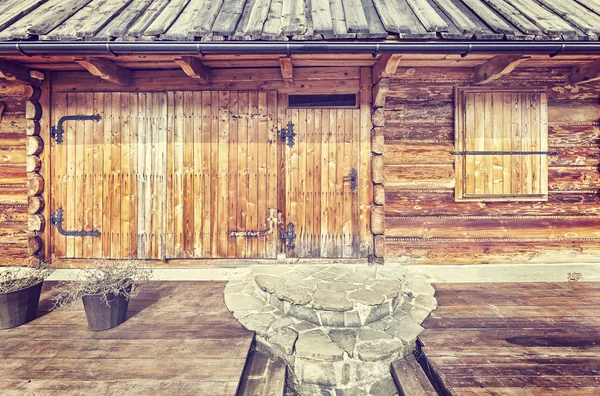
419, 282, 600, 395
0, 281, 254, 396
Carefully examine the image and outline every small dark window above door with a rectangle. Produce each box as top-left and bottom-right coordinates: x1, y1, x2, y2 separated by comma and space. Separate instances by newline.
288, 94, 357, 108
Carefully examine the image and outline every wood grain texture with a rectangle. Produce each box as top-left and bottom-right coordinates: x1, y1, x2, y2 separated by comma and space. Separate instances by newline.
0, 281, 253, 395
419, 282, 600, 394
382, 68, 600, 264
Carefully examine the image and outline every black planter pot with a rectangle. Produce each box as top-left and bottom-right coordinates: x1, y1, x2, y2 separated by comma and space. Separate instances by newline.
0, 281, 43, 330
82, 285, 132, 331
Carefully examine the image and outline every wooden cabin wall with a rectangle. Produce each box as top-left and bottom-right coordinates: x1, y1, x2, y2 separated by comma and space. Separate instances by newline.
382, 67, 600, 264
0, 81, 42, 266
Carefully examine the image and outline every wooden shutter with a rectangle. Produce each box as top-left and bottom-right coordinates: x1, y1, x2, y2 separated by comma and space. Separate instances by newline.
455, 87, 548, 202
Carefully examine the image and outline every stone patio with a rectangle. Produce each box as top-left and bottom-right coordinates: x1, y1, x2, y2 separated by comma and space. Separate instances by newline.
224, 265, 437, 396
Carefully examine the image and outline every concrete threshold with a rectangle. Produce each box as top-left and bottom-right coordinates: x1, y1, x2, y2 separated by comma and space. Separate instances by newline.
46, 262, 600, 283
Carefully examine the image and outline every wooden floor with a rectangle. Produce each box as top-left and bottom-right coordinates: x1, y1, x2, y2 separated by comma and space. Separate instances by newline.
419, 282, 600, 396
0, 281, 254, 396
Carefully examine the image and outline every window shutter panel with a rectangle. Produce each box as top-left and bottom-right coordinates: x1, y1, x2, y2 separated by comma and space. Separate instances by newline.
455, 88, 548, 202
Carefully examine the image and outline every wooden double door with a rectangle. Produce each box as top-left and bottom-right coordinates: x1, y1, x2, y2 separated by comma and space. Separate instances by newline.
50, 91, 359, 260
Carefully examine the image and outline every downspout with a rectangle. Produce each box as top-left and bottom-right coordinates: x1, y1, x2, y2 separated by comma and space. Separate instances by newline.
0, 41, 599, 56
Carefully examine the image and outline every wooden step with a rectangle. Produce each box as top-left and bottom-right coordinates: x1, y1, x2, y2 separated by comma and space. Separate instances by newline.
237, 350, 287, 396
392, 353, 438, 396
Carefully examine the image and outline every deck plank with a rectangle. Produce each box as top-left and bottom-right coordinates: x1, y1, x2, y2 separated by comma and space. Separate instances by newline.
419, 282, 600, 395
0, 281, 254, 396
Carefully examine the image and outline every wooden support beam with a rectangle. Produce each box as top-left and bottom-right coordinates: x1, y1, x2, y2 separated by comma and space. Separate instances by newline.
474, 55, 529, 84
279, 57, 294, 84
570, 60, 600, 84
372, 54, 402, 84
173, 56, 210, 82
372, 78, 389, 107
74, 57, 132, 86
0, 60, 39, 85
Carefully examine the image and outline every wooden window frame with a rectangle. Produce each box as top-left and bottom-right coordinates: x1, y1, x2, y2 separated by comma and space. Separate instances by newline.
287, 93, 359, 109
454, 86, 549, 202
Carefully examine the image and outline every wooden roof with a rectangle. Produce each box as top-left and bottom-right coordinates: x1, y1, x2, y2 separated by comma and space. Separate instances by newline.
0, 0, 599, 42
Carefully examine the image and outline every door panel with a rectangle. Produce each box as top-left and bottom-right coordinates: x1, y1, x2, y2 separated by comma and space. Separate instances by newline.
165, 91, 278, 259
51, 92, 168, 259
285, 108, 360, 258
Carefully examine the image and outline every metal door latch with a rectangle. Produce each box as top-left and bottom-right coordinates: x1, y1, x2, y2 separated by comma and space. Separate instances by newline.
344, 169, 357, 191
280, 222, 296, 250
280, 121, 296, 148
50, 207, 100, 238
51, 114, 101, 144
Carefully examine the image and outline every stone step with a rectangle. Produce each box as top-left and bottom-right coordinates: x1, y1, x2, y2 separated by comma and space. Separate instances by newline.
391, 354, 438, 396
237, 350, 287, 396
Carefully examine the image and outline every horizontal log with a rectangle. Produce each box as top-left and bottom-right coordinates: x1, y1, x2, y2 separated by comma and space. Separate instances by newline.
28, 235, 42, 255
390, 66, 568, 82
549, 125, 600, 147
372, 155, 384, 184
385, 239, 600, 264
384, 101, 453, 124
27, 173, 43, 196
0, 186, 27, 204
374, 235, 385, 258
549, 147, 600, 166
0, 149, 26, 165
52, 69, 361, 93
385, 165, 454, 189
0, 113, 26, 133
0, 166, 26, 184
374, 184, 385, 205
385, 217, 600, 239
0, 97, 26, 113
26, 155, 41, 172
383, 122, 453, 142
548, 101, 600, 125
385, 141, 454, 165
25, 101, 42, 120
371, 205, 384, 235
26, 136, 42, 156
0, 82, 33, 97
372, 108, 385, 127
549, 168, 600, 191
387, 80, 600, 102
0, 205, 27, 222
371, 127, 384, 154
0, 223, 29, 239
28, 214, 44, 233
0, 131, 27, 146
385, 191, 600, 216
0, 243, 29, 262
26, 120, 40, 136
28, 195, 44, 214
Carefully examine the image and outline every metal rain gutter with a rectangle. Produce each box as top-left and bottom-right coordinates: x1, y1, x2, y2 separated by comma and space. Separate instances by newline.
1, 41, 600, 56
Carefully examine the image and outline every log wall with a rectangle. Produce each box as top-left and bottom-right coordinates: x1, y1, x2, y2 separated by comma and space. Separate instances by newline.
383, 67, 600, 264
0, 81, 38, 265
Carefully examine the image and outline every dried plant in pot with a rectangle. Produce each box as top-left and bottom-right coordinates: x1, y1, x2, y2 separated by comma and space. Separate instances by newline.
52, 260, 152, 331
0, 263, 53, 329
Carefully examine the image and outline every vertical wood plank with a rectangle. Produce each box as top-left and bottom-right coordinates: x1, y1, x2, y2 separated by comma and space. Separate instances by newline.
328, 109, 337, 257
65, 93, 76, 258
313, 108, 322, 258
74, 93, 84, 258
228, 91, 239, 258
491, 92, 503, 196
159, 92, 168, 260
342, 109, 352, 258
511, 93, 522, 195
136, 93, 147, 259
217, 91, 230, 258
305, 109, 314, 256
257, 92, 268, 258
111, 92, 122, 259
521, 93, 532, 195
464, 93, 475, 196
237, 91, 249, 258
166, 91, 175, 258
192, 91, 203, 257
183, 91, 194, 257
502, 93, 512, 196
539, 92, 548, 197
320, 109, 330, 257
91, 92, 104, 259
120, 93, 131, 258
266, 91, 278, 259
336, 109, 345, 257
102, 93, 112, 258
52, 93, 67, 258
247, 92, 258, 258
351, 108, 360, 258
129, 93, 138, 259
297, 108, 307, 258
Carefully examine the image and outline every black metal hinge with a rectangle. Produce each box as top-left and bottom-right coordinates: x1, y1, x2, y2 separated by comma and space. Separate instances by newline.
345, 168, 357, 191
51, 114, 101, 144
280, 121, 296, 148
50, 207, 100, 238
280, 222, 296, 250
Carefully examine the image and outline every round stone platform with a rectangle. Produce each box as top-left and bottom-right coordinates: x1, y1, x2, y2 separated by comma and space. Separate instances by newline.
224, 265, 437, 396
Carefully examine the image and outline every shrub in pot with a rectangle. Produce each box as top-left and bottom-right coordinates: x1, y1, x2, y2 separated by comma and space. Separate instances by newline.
0, 264, 53, 329
52, 260, 152, 331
